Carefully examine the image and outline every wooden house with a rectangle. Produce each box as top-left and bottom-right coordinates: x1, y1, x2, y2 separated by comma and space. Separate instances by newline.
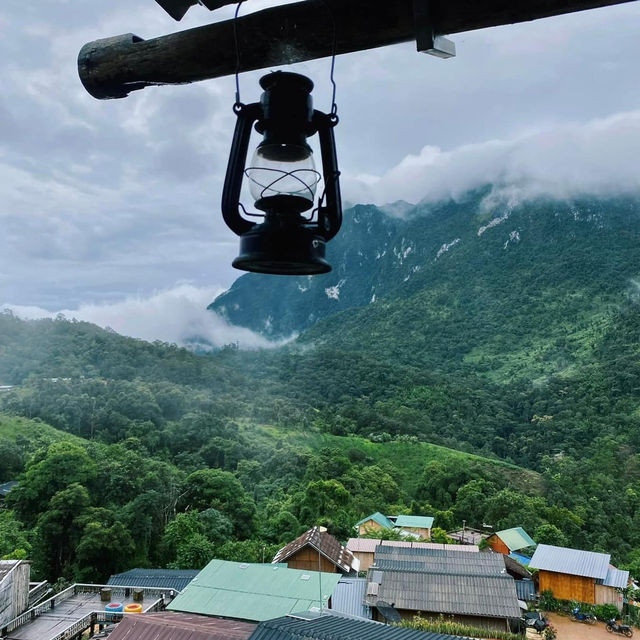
529, 544, 628, 611
272, 527, 359, 574
354, 512, 394, 536
354, 512, 434, 538
393, 515, 433, 540
486, 527, 535, 555
365, 546, 522, 632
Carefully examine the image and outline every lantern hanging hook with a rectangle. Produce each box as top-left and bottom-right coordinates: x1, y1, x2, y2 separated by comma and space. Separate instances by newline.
316, 0, 339, 120
233, 0, 246, 110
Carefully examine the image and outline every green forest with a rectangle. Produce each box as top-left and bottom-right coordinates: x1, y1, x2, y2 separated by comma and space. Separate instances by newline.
1, 193, 639, 584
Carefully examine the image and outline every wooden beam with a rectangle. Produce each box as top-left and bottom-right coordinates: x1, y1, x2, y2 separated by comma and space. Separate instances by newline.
78, 0, 636, 99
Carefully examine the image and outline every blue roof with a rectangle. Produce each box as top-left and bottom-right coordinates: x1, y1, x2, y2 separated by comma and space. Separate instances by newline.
107, 568, 199, 592
329, 578, 371, 620
509, 552, 532, 566
529, 544, 610, 579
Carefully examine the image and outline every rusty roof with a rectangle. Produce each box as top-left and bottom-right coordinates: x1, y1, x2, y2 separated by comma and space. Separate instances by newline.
106, 612, 257, 640
273, 527, 358, 573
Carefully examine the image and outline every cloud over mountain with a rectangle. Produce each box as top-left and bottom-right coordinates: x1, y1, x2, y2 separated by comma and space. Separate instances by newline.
3, 285, 277, 350
343, 110, 640, 207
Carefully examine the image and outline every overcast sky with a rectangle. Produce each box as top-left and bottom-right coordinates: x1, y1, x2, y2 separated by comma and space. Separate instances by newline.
2, 0, 640, 345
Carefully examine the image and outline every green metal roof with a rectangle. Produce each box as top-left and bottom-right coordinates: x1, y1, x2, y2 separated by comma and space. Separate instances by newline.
167, 560, 342, 622
496, 527, 536, 552
355, 512, 394, 529
394, 515, 434, 530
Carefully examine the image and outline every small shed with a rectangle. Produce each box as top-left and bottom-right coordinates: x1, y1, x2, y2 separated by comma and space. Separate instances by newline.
487, 527, 535, 555
393, 515, 433, 540
272, 527, 359, 574
354, 512, 394, 536
529, 544, 628, 610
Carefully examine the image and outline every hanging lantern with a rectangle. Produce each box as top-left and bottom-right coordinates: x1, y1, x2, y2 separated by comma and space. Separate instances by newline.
222, 71, 342, 275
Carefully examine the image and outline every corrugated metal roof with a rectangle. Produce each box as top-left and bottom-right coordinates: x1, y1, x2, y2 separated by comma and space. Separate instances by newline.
373, 546, 506, 576
503, 555, 531, 579
599, 566, 629, 588
394, 516, 434, 530
494, 528, 536, 552
108, 568, 199, 592
0, 480, 18, 497
107, 611, 256, 640
355, 512, 394, 529
249, 612, 467, 640
367, 571, 521, 619
348, 539, 478, 553
508, 552, 532, 566
528, 544, 610, 579
515, 579, 536, 601
273, 527, 357, 573
329, 578, 371, 619
167, 560, 341, 622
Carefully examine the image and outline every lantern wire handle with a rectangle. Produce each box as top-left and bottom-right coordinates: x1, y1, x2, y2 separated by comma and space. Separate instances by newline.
233, 0, 246, 110
316, 0, 339, 119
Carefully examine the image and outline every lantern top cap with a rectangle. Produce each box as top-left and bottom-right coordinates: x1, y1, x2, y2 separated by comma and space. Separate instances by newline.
259, 71, 314, 94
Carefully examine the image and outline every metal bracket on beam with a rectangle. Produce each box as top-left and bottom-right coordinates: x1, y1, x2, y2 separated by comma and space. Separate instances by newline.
413, 0, 456, 58
155, 0, 240, 21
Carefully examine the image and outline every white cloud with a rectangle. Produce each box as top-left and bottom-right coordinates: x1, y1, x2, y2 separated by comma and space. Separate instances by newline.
342, 110, 640, 207
3, 285, 280, 350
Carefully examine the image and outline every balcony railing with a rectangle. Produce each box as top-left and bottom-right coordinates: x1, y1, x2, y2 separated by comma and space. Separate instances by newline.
0, 583, 167, 639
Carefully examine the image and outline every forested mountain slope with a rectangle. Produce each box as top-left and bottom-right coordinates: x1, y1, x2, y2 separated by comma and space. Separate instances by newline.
211, 190, 639, 382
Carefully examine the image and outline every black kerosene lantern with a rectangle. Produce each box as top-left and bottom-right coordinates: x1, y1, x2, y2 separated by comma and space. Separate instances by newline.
222, 71, 342, 275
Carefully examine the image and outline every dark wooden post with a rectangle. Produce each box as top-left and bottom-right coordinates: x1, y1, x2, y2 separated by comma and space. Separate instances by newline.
78, 0, 636, 100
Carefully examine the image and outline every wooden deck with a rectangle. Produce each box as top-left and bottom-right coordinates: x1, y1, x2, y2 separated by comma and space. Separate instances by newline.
2, 584, 168, 640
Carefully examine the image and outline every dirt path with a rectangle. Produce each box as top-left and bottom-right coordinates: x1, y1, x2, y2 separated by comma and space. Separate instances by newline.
544, 612, 631, 640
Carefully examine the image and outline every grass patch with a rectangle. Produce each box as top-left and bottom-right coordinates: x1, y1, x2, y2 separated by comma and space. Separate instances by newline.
0, 414, 83, 448
243, 423, 540, 495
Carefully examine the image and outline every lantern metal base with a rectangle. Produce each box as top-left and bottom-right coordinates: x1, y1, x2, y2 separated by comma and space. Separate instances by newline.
232, 223, 331, 275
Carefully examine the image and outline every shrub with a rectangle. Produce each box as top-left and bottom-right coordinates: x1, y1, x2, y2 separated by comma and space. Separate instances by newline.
594, 603, 621, 621
539, 590, 561, 612
398, 614, 523, 640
